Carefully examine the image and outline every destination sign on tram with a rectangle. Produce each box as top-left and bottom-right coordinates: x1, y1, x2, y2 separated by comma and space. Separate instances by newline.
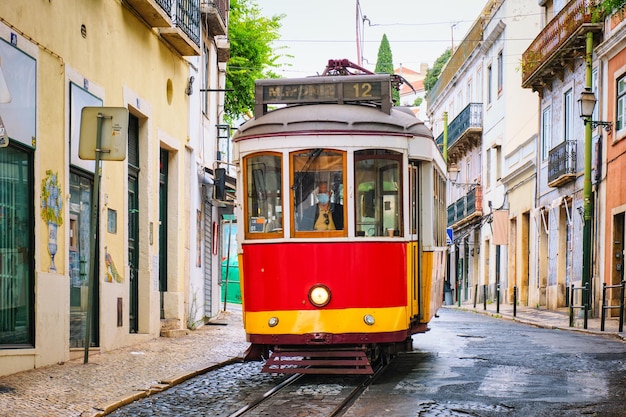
255, 74, 391, 115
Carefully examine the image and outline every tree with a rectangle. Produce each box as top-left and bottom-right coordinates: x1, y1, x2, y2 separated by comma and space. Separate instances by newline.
424, 48, 452, 92
225, 0, 284, 121
374, 34, 400, 104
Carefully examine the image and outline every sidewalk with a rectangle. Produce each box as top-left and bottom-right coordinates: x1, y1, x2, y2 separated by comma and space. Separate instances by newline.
0, 309, 249, 417
0, 304, 624, 417
446, 301, 626, 342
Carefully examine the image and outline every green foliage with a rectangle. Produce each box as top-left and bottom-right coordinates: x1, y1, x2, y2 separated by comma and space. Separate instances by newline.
225, 0, 284, 121
374, 34, 400, 104
424, 48, 452, 92
413, 97, 423, 107
599, 0, 626, 15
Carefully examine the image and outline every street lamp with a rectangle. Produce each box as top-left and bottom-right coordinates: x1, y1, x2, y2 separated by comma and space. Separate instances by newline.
578, 88, 613, 131
448, 162, 479, 190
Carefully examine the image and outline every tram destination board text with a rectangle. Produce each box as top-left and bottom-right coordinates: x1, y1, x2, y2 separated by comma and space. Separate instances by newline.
255, 75, 391, 115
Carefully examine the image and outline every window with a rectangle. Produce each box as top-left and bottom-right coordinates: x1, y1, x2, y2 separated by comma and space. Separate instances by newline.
541, 106, 552, 160
354, 149, 402, 237
292, 149, 345, 236
617, 74, 626, 131
467, 79, 472, 103
563, 88, 573, 142
487, 64, 493, 104
497, 50, 503, 94
0, 144, 34, 347
244, 152, 283, 238
486, 147, 492, 188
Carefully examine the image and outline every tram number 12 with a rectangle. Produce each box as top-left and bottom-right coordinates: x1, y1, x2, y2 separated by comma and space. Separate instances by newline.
351, 82, 372, 98
344, 81, 382, 100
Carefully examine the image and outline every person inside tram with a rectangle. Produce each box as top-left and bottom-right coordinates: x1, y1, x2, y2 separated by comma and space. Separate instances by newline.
299, 181, 343, 231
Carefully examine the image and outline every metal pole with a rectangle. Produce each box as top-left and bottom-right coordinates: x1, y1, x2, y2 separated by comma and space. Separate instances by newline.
222, 218, 232, 312
496, 245, 500, 314
601, 282, 607, 332
483, 284, 487, 311
619, 280, 626, 333
582, 31, 593, 312
513, 286, 517, 317
84, 113, 103, 364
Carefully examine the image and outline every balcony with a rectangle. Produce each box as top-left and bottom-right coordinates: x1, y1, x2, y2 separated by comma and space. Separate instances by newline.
159, 0, 201, 56
125, 0, 200, 56
215, 35, 230, 63
201, 0, 229, 36
447, 186, 483, 227
521, 0, 603, 92
548, 139, 577, 187
124, 0, 172, 27
435, 103, 482, 163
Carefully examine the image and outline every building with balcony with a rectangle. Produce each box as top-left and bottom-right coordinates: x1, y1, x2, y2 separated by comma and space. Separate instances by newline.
0, 0, 228, 377
427, 0, 541, 307
520, 0, 605, 310
596, 8, 626, 317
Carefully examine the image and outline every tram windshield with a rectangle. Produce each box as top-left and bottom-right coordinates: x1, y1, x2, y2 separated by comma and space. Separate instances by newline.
292, 149, 345, 234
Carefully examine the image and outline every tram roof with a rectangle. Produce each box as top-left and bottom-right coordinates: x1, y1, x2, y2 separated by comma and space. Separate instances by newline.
232, 103, 434, 140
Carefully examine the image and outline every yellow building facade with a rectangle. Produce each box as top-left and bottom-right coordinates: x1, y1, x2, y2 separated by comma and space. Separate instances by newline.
0, 0, 207, 375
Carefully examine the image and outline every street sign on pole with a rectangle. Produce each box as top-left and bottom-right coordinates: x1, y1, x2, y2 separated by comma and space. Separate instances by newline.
446, 227, 453, 245
79, 107, 128, 161
78, 107, 128, 364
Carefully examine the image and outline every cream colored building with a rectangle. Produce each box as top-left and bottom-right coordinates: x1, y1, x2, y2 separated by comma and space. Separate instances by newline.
0, 0, 228, 376
427, 0, 541, 306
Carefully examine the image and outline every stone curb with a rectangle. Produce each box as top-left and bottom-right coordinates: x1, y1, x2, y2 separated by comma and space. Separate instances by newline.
452, 306, 626, 343
89, 356, 244, 417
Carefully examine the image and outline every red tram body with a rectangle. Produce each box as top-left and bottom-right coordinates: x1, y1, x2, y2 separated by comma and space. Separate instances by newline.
230, 73, 447, 374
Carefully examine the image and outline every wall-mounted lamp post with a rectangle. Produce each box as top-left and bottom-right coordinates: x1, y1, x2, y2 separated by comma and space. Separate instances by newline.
578, 87, 613, 131
448, 162, 480, 190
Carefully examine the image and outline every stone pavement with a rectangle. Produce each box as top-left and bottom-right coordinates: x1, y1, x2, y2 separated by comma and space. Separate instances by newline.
0, 309, 248, 417
0, 303, 624, 417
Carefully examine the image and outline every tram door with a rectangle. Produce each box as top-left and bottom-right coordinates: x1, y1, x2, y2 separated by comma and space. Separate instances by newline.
408, 162, 420, 317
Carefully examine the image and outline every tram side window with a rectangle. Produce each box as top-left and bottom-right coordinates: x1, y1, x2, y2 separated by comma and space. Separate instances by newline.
244, 153, 283, 238
354, 149, 402, 237
292, 149, 345, 235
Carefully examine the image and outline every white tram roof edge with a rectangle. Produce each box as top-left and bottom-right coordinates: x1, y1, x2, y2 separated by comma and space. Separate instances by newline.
232, 103, 434, 141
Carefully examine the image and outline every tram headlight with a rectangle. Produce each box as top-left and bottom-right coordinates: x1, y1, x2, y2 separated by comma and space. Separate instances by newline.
364, 314, 375, 326
268, 317, 279, 327
308, 284, 331, 308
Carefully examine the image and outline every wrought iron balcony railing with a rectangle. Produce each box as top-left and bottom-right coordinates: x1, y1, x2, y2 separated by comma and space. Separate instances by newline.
521, 0, 602, 90
447, 185, 483, 227
548, 139, 577, 187
436, 103, 483, 157
124, 0, 201, 56
201, 0, 229, 36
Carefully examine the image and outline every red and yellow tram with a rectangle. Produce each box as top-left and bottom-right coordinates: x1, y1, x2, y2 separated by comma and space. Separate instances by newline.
230, 72, 447, 374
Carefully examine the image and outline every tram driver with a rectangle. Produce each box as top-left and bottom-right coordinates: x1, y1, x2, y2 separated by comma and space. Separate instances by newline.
298, 181, 343, 231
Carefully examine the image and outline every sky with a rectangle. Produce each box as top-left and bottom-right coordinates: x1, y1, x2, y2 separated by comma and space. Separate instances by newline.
256, 0, 489, 77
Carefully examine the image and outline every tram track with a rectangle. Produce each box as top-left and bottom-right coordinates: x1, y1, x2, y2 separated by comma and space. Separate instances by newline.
228, 361, 389, 417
